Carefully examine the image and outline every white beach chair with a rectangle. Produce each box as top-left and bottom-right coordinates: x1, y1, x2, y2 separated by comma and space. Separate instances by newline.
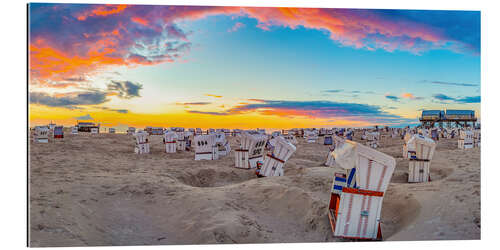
134, 131, 150, 154
71, 126, 78, 135
304, 130, 318, 143
90, 127, 99, 135
458, 130, 474, 149
215, 132, 231, 157
366, 132, 380, 148
194, 134, 217, 160
473, 130, 481, 148
109, 128, 116, 134
259, 137, 296, 177
164, 131, 178, 153
234, 132, 267, 169
34, 126, 49, 143
402, 132, 415, 159
176, 131, 187, 151
327, 140, 396, 240
127, 127, 136, 135
406, 134, 436, 183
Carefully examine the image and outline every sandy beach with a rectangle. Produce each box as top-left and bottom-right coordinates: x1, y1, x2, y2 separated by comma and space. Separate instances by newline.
28, 131, 480, 246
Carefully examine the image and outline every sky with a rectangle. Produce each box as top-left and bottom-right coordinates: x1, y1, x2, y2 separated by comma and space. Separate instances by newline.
28, 4, 481, 130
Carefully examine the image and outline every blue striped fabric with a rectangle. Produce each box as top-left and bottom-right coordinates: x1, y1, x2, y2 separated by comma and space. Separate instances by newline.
335, 177, 346, 182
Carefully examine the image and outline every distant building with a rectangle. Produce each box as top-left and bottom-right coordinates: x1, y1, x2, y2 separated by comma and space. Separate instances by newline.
76, 122, 100, 133
420, 109, 476, 128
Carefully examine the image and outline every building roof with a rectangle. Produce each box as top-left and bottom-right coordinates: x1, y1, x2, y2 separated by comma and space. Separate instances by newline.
445, 110, 475, 116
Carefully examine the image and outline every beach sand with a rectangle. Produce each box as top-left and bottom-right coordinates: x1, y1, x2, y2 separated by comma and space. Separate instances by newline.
28, 131, 480, 246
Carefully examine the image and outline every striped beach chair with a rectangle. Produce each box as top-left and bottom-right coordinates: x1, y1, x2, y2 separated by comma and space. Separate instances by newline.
327, 141, 396, 240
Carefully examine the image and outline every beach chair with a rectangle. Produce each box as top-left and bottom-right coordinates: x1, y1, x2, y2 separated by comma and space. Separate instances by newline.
134, 131, 150, 154
327, 140, 396, 240
304, 130, 318, 143
176, 131, 187, 151
325, 135, 345, 166
127, 127, 136, 135
164, 131, 178, 153
402, 132, 415, 159
324, 135, 333, 145
407, 135, 436, 183
234, 132, 267, 169
473, 130, 481, 148
34, 126, 49, 143
366, 132, 379, 148
458, 130, 474, 149
71, 126, 78, 135
215, 132, 231, 157
319, 128, 327, 136
259, 137, 296, 177
194, 134, 217, 160
90, 127, 99, 135
53, 126, 64, 139
109, 128, 116, 134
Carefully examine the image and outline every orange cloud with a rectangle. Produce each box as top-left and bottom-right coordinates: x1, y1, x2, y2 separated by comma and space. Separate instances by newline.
401, 93, 415, 99
131, 16, 149, 26
205, 94, 223, 98
77, 4, 128, 21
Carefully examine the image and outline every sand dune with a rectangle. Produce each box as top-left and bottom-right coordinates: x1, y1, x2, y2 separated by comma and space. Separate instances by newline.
28, 131, 480, 246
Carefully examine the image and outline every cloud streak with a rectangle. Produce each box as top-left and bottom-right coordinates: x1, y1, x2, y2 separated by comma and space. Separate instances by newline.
421, 80, 479, 87
432, 93, 480, 103
187, 99, 414, 125
30, 91, 109, 109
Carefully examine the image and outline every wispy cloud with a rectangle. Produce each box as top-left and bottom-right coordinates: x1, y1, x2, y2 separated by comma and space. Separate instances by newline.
420, 80, 479, 87
177, 102, 212, 105
228, 22, 245, 32
75, 114, 94, 120
322, 89, 344, 93
187, 110, 229, 116
205, 94, 223, 98
96, 106, 129, 113
432, 93, 480, 103
385, 94, 400, 102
